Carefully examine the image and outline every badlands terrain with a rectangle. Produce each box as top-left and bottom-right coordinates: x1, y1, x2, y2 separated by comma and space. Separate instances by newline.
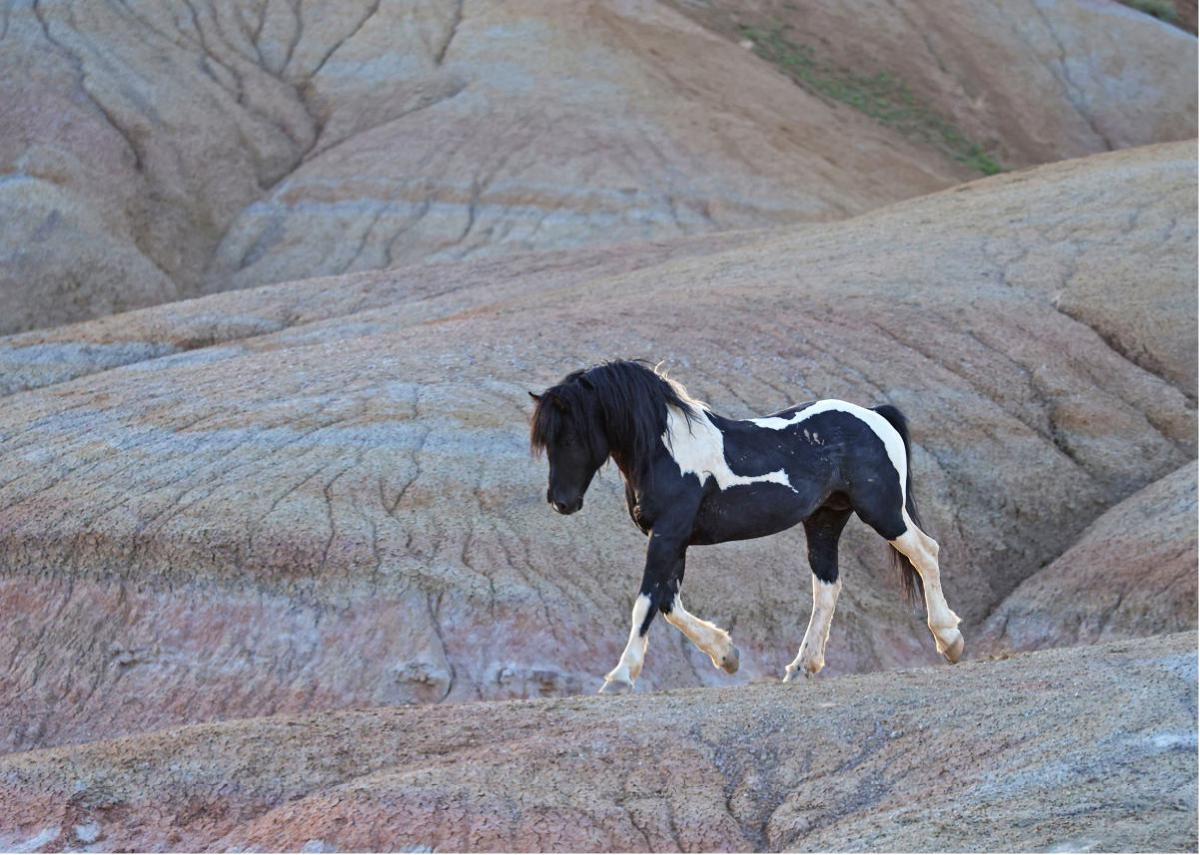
3, 0, 1195, 333
0, 0, 1196, 851
1, 633, 1195, 851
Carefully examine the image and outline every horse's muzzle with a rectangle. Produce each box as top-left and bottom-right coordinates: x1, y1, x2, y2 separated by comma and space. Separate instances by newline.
550, 497, 583, 515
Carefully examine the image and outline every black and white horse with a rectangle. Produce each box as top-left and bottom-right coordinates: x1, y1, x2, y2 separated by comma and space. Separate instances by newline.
530, 360, 963, 693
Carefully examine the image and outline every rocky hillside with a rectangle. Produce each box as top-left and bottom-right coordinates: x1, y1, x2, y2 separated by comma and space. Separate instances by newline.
0, 141, 1193, 755
0, 632, 1194, 852
2, 0, 1195, 335
981, 462, 1197, 652
1, 5, 1196, 850
0, 0, 957, 336
671, 0, 1198, 170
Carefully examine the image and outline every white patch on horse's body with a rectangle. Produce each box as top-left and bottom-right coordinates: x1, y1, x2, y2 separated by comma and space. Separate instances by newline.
662, 594, 739, 673
891, 509, 964, 663
784, 576, 842, 680
751, 399, 907, 501
663, 405, 793, 491
600, 593, 651, 692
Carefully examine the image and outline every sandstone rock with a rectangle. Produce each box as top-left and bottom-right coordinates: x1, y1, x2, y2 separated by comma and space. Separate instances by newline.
981, 463, 1197, 653
0, 143, 1193, 753
0, 633, 1194, 851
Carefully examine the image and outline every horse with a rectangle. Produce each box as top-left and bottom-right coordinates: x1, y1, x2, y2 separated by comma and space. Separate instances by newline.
529, 359, 963, 693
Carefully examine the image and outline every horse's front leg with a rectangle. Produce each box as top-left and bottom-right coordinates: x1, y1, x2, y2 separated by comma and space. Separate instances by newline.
658, 544, 739, 675
662, 591, 740, 675
599, 529, 686, 694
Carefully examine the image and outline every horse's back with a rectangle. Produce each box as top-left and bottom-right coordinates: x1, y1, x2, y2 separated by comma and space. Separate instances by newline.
739, 398, 909, 522
764, 400, 815, 421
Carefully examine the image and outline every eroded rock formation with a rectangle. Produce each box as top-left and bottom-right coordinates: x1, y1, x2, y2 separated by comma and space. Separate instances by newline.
0, 633, 1194, 851
2, 0, 1195, 333
0, 142, 1193, 754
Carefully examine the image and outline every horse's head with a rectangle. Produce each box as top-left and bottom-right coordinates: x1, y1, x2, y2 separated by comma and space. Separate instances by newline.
529, 360, 700, 515
529, 373, 609, 515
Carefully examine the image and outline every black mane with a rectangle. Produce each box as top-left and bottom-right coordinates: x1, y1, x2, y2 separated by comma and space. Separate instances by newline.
530, 359, 700, 476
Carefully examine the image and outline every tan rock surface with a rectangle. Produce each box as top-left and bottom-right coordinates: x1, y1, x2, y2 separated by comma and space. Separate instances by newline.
3, 0, 1196, 334
981, 463, 1198, 653
0, 632, 1195, 852
0, 142, 1193, 753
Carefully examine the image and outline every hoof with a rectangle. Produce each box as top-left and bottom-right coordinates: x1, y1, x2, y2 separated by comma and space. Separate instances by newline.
718, 644, 740, 675
782, 666, 811, 684
940, 631, 965, 664
599, 678, 634, 695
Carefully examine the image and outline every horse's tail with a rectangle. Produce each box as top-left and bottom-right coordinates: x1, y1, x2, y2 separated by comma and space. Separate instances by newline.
874, 404, 925, 605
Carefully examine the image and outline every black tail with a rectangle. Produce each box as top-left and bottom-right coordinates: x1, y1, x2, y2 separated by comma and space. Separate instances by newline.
874, 404, 925, 606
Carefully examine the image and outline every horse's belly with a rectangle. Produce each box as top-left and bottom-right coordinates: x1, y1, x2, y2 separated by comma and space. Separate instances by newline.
690, 483, 811, 544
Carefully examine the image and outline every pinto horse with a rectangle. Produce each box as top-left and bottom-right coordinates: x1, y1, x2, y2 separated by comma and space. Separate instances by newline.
530, 360, 963, 693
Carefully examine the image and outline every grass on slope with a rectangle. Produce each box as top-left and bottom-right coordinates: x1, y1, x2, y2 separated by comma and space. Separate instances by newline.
741, 24, 1005, 176
1121, 0, 1181, 26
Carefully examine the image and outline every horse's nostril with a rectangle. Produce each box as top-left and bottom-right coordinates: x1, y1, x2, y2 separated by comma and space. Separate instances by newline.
550, 498, 582, 515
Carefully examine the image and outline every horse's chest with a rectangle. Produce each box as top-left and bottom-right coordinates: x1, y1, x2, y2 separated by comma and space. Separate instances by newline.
631, 500, 652, 534
624, 484, 653, 534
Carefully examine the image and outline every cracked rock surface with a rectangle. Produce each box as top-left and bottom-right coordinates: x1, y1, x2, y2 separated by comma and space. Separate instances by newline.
2, 0, 1195, 334
981, 462, 1198, 653
0, 142, 1194, 755
0, 632, 1194, 851
1, 0, 961, 335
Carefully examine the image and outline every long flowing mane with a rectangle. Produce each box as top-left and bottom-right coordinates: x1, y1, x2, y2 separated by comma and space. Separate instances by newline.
530, 360, 701, 476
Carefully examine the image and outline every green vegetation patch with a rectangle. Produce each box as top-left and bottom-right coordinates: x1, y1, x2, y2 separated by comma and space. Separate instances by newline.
1121, 0, 1179, 25
740, 24, 1004, 176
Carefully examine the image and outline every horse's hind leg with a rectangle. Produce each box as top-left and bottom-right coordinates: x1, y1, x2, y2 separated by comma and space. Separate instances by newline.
784, 505, 852, 682
852, 480, 964, 664
890, 510, 964, 663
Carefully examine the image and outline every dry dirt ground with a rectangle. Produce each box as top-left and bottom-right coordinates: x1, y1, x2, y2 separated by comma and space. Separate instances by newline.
0, 0, 959, 334
981, 462, 1197, 653
0, 632, 1194, 852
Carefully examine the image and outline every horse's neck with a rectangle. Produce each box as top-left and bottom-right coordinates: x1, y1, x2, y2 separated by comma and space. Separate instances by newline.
608, 398, 719, 492
610, 449, 637, 485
